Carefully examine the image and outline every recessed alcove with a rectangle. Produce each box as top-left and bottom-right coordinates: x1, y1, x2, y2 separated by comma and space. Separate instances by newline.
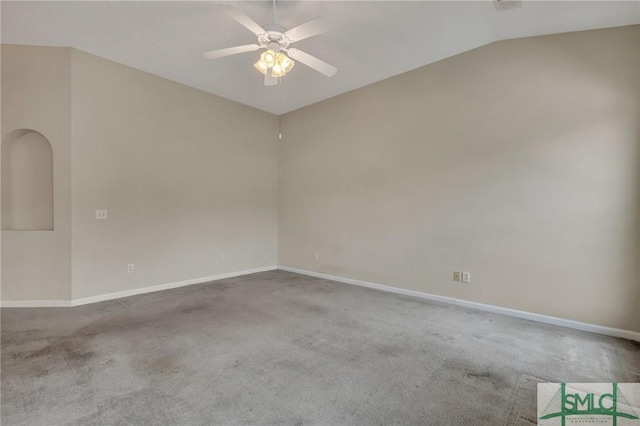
1, 129, 54, 230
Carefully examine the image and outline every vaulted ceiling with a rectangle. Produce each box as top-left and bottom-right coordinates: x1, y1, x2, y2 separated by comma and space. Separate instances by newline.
2, 1, 639, 115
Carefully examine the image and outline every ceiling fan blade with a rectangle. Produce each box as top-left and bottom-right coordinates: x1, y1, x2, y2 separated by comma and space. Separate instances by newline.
204, 44, 261, 60
284, 17, 330, 43
219, 4, 266, 36
264, 72, 278, 86
287, 48, 337, 77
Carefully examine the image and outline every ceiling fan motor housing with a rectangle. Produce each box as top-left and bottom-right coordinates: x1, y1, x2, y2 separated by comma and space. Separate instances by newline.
260, 24, 290, 51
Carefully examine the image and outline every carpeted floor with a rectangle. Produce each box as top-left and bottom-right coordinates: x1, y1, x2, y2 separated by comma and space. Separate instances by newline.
2, 270, 639, 425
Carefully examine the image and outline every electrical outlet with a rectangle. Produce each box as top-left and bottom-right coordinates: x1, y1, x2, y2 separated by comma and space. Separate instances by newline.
453, 271, 461, 282
313, 250, 319, 261
222, 253, 228, 261
462, 272, 471, 283
127, 264, 134, 273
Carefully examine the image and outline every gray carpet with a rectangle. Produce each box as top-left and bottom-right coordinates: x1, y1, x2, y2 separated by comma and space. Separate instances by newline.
2, 270, 639, 425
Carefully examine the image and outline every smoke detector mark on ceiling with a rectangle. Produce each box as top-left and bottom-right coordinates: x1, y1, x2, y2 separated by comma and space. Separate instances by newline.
495, 0, 523, 12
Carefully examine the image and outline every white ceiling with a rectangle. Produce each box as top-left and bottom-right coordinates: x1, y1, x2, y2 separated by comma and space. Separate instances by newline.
2, 1, 639, 115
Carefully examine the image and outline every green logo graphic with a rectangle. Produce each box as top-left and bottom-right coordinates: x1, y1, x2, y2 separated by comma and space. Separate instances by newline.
540, 383, 639, 426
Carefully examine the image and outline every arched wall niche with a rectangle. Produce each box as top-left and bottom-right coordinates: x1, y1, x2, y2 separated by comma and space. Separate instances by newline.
1, 129, 54, 230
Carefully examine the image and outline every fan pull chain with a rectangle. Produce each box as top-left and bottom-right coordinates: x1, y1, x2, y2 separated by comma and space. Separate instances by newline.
278, 74, 283, 139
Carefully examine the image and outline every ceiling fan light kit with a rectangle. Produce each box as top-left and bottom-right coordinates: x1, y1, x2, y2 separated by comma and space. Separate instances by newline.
204, 3, 337, 86
254, 50, 294, 78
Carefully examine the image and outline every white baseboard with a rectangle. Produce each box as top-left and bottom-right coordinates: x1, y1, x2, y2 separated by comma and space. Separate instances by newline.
0, 300, 71, 308
4, 264, 638, 342
278, 265, 640, 342
1, 265, 278, 308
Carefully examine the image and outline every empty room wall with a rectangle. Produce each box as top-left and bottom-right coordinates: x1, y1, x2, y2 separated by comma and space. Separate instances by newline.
2, 27, 639, 335
637, 33, 640, 333
70, 49, 279, 299
279, 26, 640, 332
1, 45, 72, 301
1, 45, 279, 302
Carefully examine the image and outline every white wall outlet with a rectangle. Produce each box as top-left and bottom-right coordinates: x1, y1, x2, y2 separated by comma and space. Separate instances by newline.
462, 272, 471, 283
222, 253, 228, 261
453, 271, 461, 282
313, 250, 319, 261
127, 264, 134, 273
95, 209, 108, 219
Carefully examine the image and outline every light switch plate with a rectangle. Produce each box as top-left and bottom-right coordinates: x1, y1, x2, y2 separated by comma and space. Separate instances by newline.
95, 209, 108, 219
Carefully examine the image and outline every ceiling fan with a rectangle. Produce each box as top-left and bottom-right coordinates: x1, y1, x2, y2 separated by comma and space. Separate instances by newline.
204, 3, 337, 86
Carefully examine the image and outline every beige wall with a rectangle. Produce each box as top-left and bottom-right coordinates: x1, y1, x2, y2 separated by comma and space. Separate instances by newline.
70, 49, 278, 299
2, 26, 639, 333
1, 45, 72, 301
1, 45, 278, 301
279, 26, 640, 331
637, 29, 640, 333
